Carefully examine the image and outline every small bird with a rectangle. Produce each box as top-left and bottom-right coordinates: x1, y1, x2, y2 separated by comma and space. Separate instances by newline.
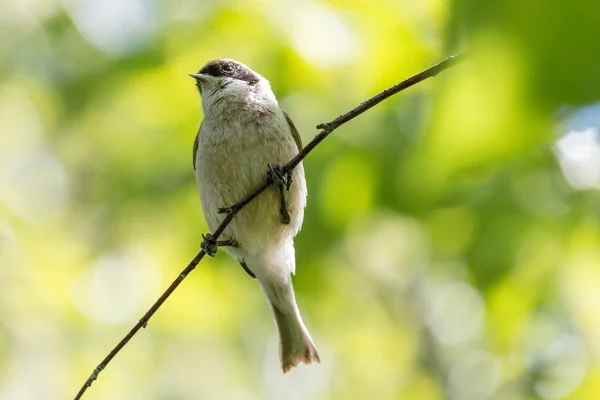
189, 59, 319, 372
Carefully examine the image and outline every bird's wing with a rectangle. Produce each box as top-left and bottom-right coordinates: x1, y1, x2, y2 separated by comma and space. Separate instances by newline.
192, 131, 199, 170
284, 111, 303, 151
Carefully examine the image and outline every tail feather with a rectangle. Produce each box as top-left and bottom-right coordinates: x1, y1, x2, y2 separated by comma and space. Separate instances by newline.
272, 304, 320, 372
259, 273, 319, 372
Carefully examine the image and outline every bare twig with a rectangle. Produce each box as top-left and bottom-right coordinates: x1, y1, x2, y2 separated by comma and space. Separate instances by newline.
73, 53, 466, 400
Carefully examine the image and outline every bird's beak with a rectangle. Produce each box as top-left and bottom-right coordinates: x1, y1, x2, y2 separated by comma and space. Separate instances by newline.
189, 73, 210, 84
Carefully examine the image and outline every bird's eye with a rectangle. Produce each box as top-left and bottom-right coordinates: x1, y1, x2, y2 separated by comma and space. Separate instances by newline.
221, 64, 235, 74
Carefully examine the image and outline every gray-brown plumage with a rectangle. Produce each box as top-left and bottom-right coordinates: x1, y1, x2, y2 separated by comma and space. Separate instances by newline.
190, 59, 319, 372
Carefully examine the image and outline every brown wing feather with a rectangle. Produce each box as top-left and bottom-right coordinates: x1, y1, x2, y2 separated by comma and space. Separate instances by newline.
284, 111, 302, 151
192, 132, 199, 170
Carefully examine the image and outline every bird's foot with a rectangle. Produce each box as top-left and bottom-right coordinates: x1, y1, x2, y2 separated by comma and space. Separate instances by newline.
268, 164, 287, 187
267, 164, 293, 191
218, 206, 237, 215
268, 164, 292, 225
201, 234, 240, 257
217, 238, 239, 248
201, 234, 218, 257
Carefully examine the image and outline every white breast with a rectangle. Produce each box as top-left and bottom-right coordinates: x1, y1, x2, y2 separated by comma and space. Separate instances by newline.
194, 86, 307, 276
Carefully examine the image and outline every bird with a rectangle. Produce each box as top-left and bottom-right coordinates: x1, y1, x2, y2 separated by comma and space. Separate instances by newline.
189, 59, 319, 372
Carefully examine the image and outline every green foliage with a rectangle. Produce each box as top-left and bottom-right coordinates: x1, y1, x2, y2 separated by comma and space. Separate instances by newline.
1, 0, 600, 399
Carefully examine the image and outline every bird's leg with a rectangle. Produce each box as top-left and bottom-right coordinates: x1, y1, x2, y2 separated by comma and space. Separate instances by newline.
217, 239, 239, 247
268, 164, 291, 224
201, 234, 239, 257
238, 260, 256, 279
218, 206, 236, 215
285, 170, 293, 191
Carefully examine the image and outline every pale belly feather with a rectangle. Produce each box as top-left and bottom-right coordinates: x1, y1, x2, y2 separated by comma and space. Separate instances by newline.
194, 111, 306, 276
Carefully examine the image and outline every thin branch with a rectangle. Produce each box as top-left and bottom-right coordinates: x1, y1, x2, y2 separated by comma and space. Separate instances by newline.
73, 53, 466, 400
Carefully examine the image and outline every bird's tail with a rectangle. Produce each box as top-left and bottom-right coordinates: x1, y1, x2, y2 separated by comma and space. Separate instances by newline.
261, 276, 319, 372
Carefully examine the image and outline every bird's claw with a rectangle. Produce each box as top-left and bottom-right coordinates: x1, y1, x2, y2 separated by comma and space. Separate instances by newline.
201, 233, 218, 257
268, 164, 287, 187
218, 206, 235, 215
268, 164, 292, 224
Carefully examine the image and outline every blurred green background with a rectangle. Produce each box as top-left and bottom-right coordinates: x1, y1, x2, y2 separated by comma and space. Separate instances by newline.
2, 0, 600, 399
